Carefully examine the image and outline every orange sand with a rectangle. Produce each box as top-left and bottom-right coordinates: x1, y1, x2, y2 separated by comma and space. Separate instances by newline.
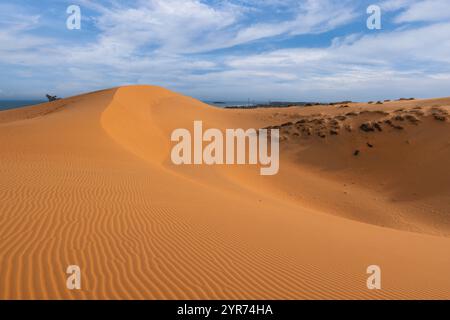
1, 85, 450, 299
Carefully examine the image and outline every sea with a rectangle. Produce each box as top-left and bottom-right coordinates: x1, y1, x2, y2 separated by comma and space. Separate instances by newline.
1, 100, 298, 111
0, 100, 258, 110
0, 100, 45, 111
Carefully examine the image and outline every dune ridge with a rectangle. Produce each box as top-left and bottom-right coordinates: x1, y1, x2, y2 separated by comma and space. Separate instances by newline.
1, 85, 450, 299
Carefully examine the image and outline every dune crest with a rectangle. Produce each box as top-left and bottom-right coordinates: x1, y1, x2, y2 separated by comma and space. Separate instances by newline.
1, 85, 450, 299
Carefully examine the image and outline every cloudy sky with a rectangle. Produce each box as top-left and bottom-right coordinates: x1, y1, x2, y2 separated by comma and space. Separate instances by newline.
1, 0, 450, 102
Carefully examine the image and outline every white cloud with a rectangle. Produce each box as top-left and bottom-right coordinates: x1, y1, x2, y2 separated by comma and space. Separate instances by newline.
1, 0, 450, 101
394, 0, 450, 23
0, 4, 50, 52
71, 0, 358, 56
91, 0, 242, 54
230, 0, 358, 46
380, 0, 418, 11
227, 22, 450, 69
201, 22, 450, 100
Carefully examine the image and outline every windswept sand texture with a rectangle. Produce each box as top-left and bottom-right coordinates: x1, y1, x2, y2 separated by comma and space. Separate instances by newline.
1, 85, 450, 299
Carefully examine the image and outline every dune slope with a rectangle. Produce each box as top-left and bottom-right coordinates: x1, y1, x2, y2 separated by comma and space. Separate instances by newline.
0, 85, 450, 299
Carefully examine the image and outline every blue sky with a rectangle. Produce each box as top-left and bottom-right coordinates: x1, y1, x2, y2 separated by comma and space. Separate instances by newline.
1, 0, 450, 101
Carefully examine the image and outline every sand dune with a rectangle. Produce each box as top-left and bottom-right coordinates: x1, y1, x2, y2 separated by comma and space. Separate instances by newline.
1, 85, 450, 299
